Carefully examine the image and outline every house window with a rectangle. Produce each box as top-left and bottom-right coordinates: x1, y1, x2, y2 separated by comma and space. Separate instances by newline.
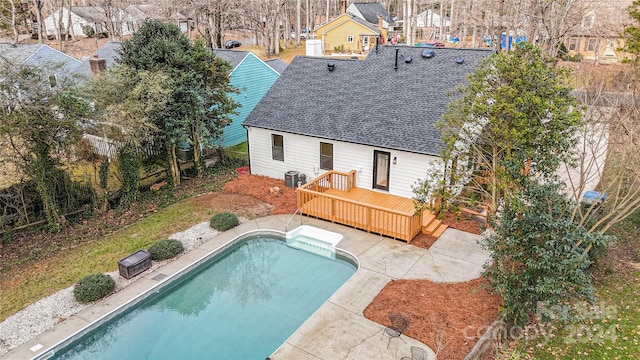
605, 41, 617, 56
585, 38, 597, 52
581, 13, 595, 29
373, 150, 390, 191
320, 142, 333, 170
347, 35, 354, 43
567, 38, 579, 51
272, 134, 284, 161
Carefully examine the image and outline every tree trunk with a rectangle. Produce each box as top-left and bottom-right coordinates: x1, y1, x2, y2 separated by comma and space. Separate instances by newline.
9, 0, 19, 44
215, 4, 223, 49
37, 180, 60, 232
191, 127, 202, 177
56, 0, 64, 47
167, 145, 181, 186
294, 0, 300, 46
66, 0, 74, 40
34, 0, 45, 43
208, 14, 216, 47
439, 0, 445, 42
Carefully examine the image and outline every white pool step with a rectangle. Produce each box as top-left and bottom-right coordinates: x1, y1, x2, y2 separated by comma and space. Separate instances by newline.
286, 225, 343, 259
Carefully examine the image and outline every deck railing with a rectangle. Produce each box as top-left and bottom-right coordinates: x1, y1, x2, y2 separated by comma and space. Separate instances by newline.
300, 170, 356, 193
297, 170, 422, 242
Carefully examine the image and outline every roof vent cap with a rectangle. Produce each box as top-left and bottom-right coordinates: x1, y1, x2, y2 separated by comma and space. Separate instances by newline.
421, 50, 435, 58
456, 58, 465, 64
404, 56, 412, 63
327, 62, 335, 71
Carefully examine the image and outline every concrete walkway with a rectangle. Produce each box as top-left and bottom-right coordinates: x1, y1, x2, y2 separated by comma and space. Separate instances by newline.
7, 215, 490, 360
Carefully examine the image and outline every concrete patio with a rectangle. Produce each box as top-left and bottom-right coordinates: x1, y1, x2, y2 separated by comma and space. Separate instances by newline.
7, 215, 490, 360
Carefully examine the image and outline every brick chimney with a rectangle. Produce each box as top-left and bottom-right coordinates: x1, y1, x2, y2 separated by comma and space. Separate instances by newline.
378, 15, 385, 44
89, 55, 107, 77
341, 0, 346, 14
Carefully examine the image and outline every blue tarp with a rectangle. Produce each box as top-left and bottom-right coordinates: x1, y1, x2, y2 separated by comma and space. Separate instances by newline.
500, 33, 526, 50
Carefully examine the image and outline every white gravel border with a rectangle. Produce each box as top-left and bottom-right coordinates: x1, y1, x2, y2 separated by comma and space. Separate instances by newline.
0, 218, 247, 356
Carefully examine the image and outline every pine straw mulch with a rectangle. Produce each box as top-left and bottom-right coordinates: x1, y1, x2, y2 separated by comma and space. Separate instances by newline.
411, 211, 485, 250
224, 174, 502, 359
363, 278, 502, 360
223, 174, 298, 215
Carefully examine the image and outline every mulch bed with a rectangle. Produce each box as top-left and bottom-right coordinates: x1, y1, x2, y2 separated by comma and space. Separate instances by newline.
223, 174, 297, 215
363, 278, 502, 359
363, 211, 499, 359
441, 211, 484, 235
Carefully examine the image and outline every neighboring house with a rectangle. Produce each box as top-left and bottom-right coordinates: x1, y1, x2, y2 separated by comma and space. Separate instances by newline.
43, 6, 120, 38
73, 41, 122, 80
122, 4, 163, 35
122, 5, 191, 35
211, 49, 285, 147
346, 2, 394, 32
0, 43, 81, 80
415, 9, 450, 40
243, 45, 493, 199
564, 0, 633, 63
42, 4, 187, 39
313, 13, 380, 55
170, 12, 192, 33
71, 42, 123, 159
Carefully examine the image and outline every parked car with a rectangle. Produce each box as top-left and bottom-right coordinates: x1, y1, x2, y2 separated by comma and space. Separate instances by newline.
290, 27, 308, 40
416, 41, 445, 48
224, 40, 241, 49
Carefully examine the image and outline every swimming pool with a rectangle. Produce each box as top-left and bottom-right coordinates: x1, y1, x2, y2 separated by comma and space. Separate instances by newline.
43, 230, 358, 359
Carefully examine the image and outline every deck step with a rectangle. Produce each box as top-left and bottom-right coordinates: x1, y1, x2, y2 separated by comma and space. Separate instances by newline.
431, 223, 449, 238
422, 213, 436, 227
422, 218, 442, 235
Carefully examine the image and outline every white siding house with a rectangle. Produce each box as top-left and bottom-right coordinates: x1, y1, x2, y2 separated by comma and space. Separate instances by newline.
243, 46, 493, 199
43, 6, 122, 38
247, 128, 440, 199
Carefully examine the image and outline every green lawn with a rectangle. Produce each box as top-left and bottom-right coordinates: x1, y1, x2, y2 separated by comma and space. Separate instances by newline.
0, 198, 217, 322
0, 164, 240, 322
226, 141, 248, 160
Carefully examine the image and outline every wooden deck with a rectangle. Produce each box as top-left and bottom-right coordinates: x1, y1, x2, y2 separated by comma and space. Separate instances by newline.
297, 170, 424, 242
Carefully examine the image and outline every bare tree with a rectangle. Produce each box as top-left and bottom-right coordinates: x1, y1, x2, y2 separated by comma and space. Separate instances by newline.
1, 0, 21, 43
33, 0, 45, 43
565, 65, 640, 236
65, 0, 73, 39
296, 0, 301, 44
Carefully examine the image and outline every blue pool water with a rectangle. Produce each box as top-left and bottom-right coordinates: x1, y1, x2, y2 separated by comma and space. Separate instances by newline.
50, 234, 357, 360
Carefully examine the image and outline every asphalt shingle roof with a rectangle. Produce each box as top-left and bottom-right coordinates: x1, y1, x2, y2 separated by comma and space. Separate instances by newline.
211, 49, 288, 75
71, 6, 107, 23
0, 43, 81, 78
73, 41, 122, 78
243, 45, 493, 155
350, 2, 393, 24
264, 58, 288, 74
211, 49, 250, 69
349, 13, 381, 33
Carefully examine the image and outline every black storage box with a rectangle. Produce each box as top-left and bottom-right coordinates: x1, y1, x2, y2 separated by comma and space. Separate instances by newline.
118, 250, 152, 279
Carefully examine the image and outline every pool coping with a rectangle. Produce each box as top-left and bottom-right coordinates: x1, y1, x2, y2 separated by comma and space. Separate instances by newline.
5, 214, 489, 360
